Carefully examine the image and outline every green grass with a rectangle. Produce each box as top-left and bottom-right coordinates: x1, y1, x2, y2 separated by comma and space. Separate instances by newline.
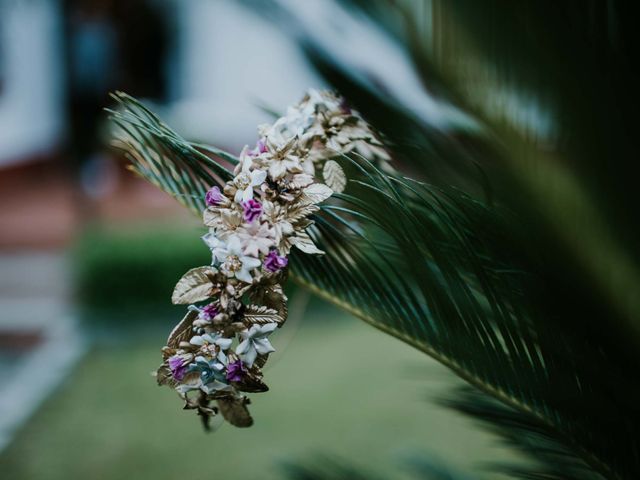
0, 299, 517, 480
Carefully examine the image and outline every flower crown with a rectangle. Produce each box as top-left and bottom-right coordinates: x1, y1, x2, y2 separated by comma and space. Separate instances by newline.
156, 90, 389, 429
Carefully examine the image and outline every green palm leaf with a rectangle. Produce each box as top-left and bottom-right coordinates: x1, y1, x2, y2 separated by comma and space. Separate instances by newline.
108, 92, 639, 480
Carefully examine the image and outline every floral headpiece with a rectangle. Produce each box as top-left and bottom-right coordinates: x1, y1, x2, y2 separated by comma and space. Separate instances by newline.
156, 90, 389, 429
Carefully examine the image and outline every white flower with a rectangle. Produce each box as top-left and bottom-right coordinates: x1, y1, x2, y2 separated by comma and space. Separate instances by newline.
204, 207, 243, 239
203, 234, 261, 283
235, 323, 278, 367
190, 332, 233, 363
235, 222, 275, 257
232, 155, 267, 204
262, 201, 294, 244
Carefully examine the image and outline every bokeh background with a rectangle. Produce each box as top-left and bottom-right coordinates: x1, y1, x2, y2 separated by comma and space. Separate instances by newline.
0, 1, 540, 479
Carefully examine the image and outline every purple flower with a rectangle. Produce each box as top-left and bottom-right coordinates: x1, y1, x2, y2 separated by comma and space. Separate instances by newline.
242, 198, 262, 223
168, 355, 188, 381
226, 359, 247, 382
200, 303, 219, 321
249, 138, 268, 157
205, 186, 224, 206
264, 250, 288, 273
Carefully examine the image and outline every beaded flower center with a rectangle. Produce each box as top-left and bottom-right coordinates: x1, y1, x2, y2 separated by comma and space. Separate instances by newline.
235, 173, 251, 189
223, 255, 242, 273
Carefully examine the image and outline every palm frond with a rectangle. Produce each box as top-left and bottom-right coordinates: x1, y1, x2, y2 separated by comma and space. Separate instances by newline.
107, 91, 235, 215
109, 91, 640, 480
441, 387, 605, 480
281, 454, 480, 480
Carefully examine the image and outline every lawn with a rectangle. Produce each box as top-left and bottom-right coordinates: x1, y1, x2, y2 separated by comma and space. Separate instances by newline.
0, 296, 516, 480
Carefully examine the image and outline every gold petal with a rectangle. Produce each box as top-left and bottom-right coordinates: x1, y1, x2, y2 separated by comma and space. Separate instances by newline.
243, 304, 284, 326
299, 183, 333, 205
216, 395, 254, 428
322, 160, 347, 193
292, 231, 324, 255
172, 267, 216, 305
166, 309, 197, 349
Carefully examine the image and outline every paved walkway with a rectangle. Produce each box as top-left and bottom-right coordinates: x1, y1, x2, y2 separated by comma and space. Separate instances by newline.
0, 253, 87, 451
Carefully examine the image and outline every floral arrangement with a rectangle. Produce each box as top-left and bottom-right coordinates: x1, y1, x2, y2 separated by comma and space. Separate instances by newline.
155, 90, 389, 429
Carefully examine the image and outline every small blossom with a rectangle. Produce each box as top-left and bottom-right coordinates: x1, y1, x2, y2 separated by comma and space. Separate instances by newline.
233, 156, 267, 203
188, 356, 231, 393
190, 332, 233, 359
226, 359, 247, 382
168, 355, 189, 381
206, 235, 261, 283
264, 250, 288, 273
242, 198, 262, 223
236, 323, 278, 367
236, 222, 275, 257
205, 186, 224, 206
249, 138, 268, 157
200, 303, 219, 321
204, 207, 243, 238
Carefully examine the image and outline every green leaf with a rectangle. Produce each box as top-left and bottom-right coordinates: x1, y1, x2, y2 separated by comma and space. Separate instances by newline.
108, 92, 640, 480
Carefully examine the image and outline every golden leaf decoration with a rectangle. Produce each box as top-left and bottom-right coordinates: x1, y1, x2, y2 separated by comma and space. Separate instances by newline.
172, 267, 216, 305
291, 231, 324, 255
299, 183, 333, 206
203, 208, 217, 227
166, 310, 197, 349
234, 368, 269, 393
322, 160, 346, 193
287, 203, 319, 223
244, 304, 284, 326
155, 364, 174, 386
216, 395, 254, 428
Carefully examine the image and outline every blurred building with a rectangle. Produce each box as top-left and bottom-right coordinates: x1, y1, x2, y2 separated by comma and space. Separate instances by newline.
0, 0, 65, 167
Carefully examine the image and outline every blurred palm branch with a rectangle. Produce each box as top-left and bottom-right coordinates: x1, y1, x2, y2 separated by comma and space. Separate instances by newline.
108, 1, 640, 478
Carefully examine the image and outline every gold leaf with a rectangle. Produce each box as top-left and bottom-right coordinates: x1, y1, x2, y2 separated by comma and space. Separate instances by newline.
291, 231, 324, 255
203, 208, 218, 227
286, 203, 319, 223
216, 395, 253, 428
156, 364, 174, 386
172, 267, 216, 304
235, 371, 269, 393
244, 304, 284, 325
166, 310, 197, 349
322, 160, 346, 193
299, 183, 333, 205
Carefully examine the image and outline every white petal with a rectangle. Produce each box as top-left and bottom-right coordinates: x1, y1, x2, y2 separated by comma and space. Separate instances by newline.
242, 347, 258, 367
216, 337, 233, 351
269, 162, 287, 179
211, 361, 225, 372
242, 256, 262, 269
251, 169, 267, 186
254, 338, 276, 355
226, 236, 243, 255
247, 324, 261, 337
236, 339, 250, 355
259, 322, 279, 334
217, 350, 228, 364
242, 186, 253, 203
202, 232, 221, 250
235, 268, 253, 284
301, 158, 315, 176
190, 336, 205, 346
234, 189, 244, 204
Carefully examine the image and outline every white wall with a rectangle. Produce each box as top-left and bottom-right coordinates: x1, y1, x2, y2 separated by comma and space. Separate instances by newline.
168, 0, 323, 153
0, 0, 65, 167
